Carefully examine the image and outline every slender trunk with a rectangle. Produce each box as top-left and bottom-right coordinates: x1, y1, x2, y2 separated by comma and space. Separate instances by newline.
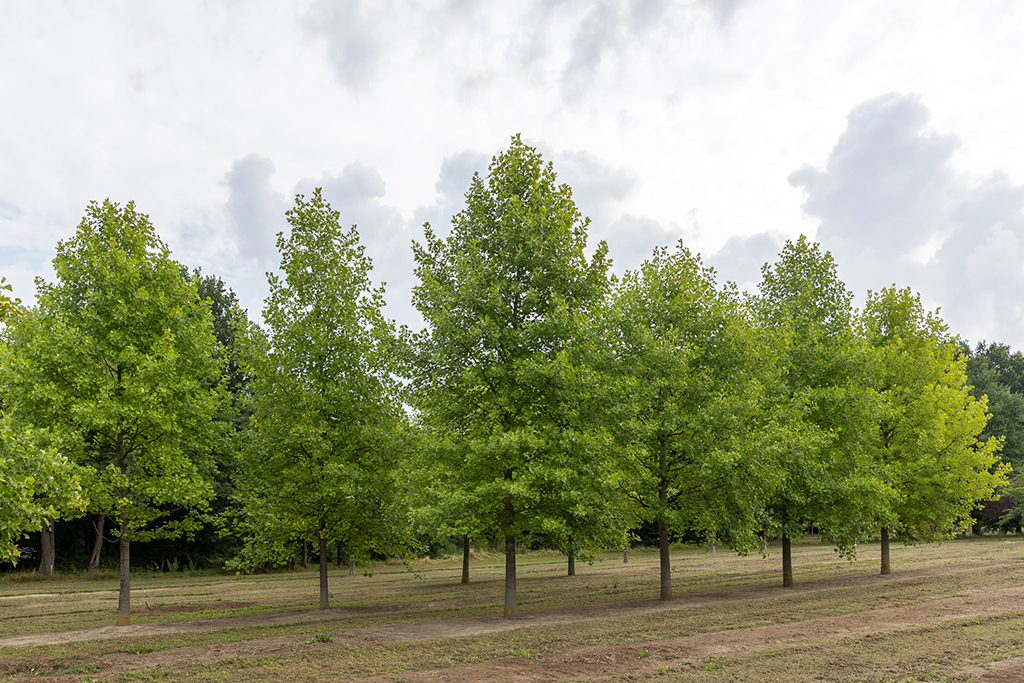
503, 468, 517, 618
461, 535, 470, 584
623, 543, 629, 564
117, 522, 131, 625
657, 438, 672, 600
301, 541, 308, 569
710, 540, 716, 553
38, 523, 55, 576
349, 558, 355, 576
504, 533, 517, 617
880, 527, 891, 575
114, 425, 131, 626
567, 554, 575, 576
658, 516, 672, 600
88, 514, 105, 574
318, 528, 329, 609
782, 534, 793, 587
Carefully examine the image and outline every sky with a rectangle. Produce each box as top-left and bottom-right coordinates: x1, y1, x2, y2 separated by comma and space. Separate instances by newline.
2, 0, 1024, 349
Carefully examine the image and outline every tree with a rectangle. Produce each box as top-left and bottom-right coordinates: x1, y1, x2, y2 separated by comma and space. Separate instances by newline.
756, 236, 890, 586
966, 342, 1024, 471
408, 135, 617, 617
861, 287, 1008, 572
230, 189, 404, 609
601, 243, 782, 600
0, 415, 86, 564
0, 200, 226, 623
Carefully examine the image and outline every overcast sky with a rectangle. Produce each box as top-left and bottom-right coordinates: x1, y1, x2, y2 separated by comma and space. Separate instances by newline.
3, 0, 1024, 349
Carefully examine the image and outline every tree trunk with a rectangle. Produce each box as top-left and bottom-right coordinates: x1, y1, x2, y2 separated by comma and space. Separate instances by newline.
623, 543, 629, 564
301, 541, 308, 569
658, 439, 673, 601
461, 535, 470, 584
782, 534, 793, 587
658, 516, 672, 600
117, 523, 131, 625
710, 540, 716, 553
504, 532, 517, 617
880, 527, 891, 575
503, 471, 517, 618
318, 529, 329, 609
567, 554, 575, 576
349, 558, 355, 576
88, 514, 105, 574
38, 523, 55, 576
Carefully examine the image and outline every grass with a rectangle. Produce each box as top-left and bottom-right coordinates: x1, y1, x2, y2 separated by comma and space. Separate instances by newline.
1, 537, 1022, 681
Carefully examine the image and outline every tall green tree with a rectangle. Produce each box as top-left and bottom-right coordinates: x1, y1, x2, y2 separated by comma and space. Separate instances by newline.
862, 288, 1007, 573
756, 236, 890, 586
230, 189, 404, 609
0, 200, 226, 623
409, 135, 616, 617
602, 243, 782, 600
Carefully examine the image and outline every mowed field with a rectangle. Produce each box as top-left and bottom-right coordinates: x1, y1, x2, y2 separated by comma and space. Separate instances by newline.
3, 538, 1024, 682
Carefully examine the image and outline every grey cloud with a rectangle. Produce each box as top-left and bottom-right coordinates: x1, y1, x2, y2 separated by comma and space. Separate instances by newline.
295, 162, 416, 323
296, 161, 386, 206
304, 0, 382, 92
537, 142, 681, 273
932, 175, 1024, 345
793, 92, 1024, 348
628, 0, 670, 32
790, 93, 959, 258
600, 214, 673, 274
706, 231, 785, 292
223, 153, 286, 262
294, 162, 402, 260
548, 148, 635, 209
560, 1, 621, 102
698, 0, 751, 26
412, 149, 490, 238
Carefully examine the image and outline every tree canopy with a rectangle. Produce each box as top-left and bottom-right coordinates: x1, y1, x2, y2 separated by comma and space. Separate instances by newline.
230, 189, 405, 609
0, 199, 226, 623
409, 134, 618, 617
756, 236, 891, 585
602, 242, 782, 599
862, 287, 1008, 572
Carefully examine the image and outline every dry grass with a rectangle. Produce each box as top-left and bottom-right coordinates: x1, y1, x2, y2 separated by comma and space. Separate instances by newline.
1, 537, 1023, 681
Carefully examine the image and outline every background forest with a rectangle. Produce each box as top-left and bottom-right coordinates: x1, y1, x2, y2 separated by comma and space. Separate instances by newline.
1, 137, 1022, 623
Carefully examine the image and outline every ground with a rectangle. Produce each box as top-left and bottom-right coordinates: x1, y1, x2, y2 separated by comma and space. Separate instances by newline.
2, 537, 1024, 681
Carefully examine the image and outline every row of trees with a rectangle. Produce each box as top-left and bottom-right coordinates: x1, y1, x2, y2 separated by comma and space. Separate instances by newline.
0, 135, 1013, 623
